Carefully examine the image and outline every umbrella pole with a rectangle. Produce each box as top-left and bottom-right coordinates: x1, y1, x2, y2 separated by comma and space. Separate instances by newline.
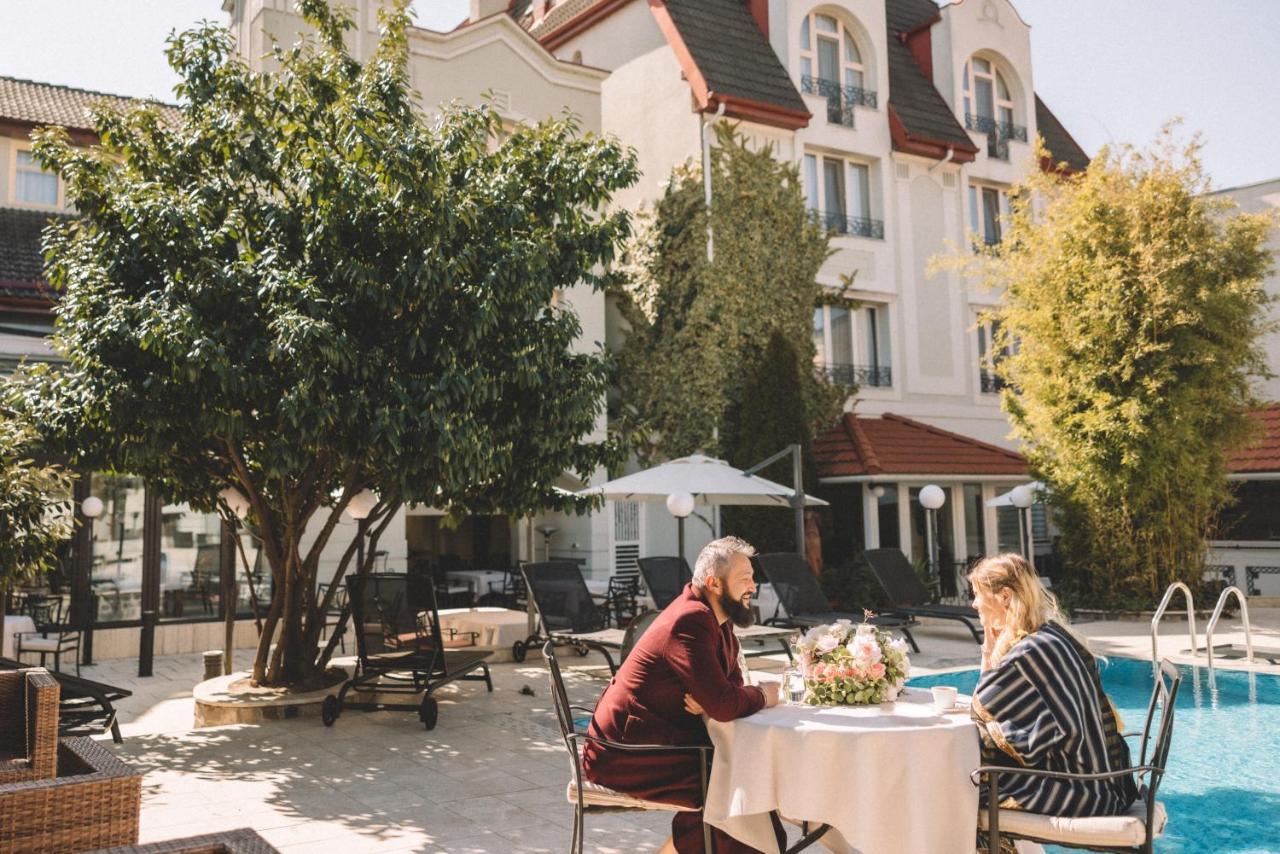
792, 444, 806, 561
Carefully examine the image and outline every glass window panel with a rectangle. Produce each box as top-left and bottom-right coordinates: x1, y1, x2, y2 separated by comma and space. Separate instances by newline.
968, 186, 979, 234
16, 150, 58, 206
909, 487, 955, 577
817, 36, 839, 83
802, 57, 812, 81
845, 67, 864, 92
996, 505, 1021, 553
999, 106, 1013, 129
88, 474, 147, 623
843, 30, 861, 63
864, 307, 879, 370
804, 154, 819, 211
822, 158, 845, 217
974, 57, 991, 74
873, 306, 891, 368
963, 483, 985, 559
976, 78, 994, 119
816, 13, 837, 33
849, 163, 871, 220
964, 96, 972, 118
234, 531, 272, 618
812, 307, 826, 365
877, 485, 899, 549
982, 187, 1001, 244
962, 62, 969, 90
996, 71, 1010, 100
830, 306, 853, 365
800, 15, 810, 49
160, 503, 223, 621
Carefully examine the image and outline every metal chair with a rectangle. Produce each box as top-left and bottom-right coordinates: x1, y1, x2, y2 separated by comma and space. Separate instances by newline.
619, 610, 664, 663
861, 548, 983, 644
14, 597, 81, 676
0, 657, 131, 744
321, 573, 492, 730
637, 556, 692, 610
542, 640, 712, 854
974, 659, 1183, 854
752, 553, 919, 652
515, 561, 623, 672
600, 572, 642, 628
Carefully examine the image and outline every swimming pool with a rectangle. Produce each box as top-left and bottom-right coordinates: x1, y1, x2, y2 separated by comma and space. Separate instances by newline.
909, 657, 1280, 853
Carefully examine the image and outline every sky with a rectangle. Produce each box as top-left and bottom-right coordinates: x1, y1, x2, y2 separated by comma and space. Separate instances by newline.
1, 1, 1278, 190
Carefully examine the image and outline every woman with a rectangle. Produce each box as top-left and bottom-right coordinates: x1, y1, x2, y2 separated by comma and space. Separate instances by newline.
968, 554, 1137, 824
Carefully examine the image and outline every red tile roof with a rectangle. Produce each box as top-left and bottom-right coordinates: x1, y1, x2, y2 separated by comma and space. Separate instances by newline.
814, 412, 1028, 479
1231, 405, 1280, 474
0, 76, 180, 133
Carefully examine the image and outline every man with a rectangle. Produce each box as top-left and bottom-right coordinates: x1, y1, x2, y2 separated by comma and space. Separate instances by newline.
582, 536, 780, 854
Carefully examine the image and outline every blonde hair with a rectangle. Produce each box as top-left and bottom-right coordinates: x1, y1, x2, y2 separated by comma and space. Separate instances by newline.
968, 553, 1077, 665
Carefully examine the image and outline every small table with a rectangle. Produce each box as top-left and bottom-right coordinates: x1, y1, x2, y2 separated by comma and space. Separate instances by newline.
3, 615, 37, 659
436, 607, 530, 649
705, 686, 980, 853
444, 570, 510, 600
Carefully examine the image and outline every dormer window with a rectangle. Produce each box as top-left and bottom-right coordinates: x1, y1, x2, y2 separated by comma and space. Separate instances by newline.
14, 148, 60, 207
799, 12, 875, 127
962, 56, 1026, 159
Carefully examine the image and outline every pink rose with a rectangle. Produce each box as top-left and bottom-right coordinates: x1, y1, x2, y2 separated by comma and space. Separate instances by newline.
870, 662, 886, 680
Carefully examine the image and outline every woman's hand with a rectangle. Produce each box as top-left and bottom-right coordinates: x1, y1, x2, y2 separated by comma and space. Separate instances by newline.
684, 693, 706, 716
981, 623, 999, 673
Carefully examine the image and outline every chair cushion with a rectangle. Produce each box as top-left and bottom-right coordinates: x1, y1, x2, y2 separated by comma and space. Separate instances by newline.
16, 636, 72, 652
566, 778, 697, 812
978, 799, 1166, 847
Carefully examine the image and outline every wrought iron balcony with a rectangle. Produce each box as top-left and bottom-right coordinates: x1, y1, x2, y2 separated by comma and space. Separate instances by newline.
823, 363, 892, 388
964, 113, 1027, 161
979, 369, 1006, 394
810, 209, 885, 239
800, 76, 877, 129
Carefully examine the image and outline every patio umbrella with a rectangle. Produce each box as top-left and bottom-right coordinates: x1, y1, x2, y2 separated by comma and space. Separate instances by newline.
578, 454, 829, 508
579, 454, 828, 560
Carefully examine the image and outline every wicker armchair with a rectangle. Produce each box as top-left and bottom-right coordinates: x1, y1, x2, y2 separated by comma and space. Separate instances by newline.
0, 668, 60, 784
0, 736, 143, 852
89, 828, 280, 853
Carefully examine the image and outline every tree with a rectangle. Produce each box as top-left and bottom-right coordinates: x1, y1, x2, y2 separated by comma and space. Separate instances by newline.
943, 130, 1275, 603
9, 0, 636, 686
0, 419, 74, 628
615, 124, 843, 467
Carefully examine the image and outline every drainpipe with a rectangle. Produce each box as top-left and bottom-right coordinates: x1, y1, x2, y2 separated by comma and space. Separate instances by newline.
928, 145, 956, 172
701, 99, 727, 262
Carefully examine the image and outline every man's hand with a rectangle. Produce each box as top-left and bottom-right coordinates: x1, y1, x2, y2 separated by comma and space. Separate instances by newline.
759, 681, 781, 708
683, 693, 705, 716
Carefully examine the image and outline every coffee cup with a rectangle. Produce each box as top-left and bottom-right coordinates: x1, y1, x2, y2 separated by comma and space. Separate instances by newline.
931, 685, 958, 713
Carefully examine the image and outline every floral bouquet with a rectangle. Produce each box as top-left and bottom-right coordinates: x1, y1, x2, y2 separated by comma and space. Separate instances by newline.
793, 617, 911, 705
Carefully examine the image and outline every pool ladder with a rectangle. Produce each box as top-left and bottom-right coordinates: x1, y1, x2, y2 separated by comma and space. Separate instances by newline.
1150, 581, 1254, 670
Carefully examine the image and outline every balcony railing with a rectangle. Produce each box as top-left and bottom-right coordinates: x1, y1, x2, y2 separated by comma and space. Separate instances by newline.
979, 369, 1006, 394
964, 113, 1027, 161
823, 363, 892, 388
810, 209, 885, 240
801, 76, 877, 129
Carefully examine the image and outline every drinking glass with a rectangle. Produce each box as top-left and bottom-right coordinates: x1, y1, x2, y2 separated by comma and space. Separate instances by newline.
785, 668, 806, 704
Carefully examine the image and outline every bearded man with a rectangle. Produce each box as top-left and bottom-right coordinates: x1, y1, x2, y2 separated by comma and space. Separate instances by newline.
582, 536, 779, 854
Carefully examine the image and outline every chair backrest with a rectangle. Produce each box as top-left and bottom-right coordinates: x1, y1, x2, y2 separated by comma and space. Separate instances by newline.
637, 557, 692, 609
752, 553, 830, 617
521, 561, 606, 634
861, 548, 933, 608
542, 640, 585, 790
193, 543, 221, 582
620, 610, 663, 662
1137, 659, 1183, 802
345, 573, 443, 665
0, 668, 59, 783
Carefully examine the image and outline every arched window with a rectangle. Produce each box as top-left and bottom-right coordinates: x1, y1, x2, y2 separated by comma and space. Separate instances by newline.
798, 11, 875, 122
962, 56, 1025, 158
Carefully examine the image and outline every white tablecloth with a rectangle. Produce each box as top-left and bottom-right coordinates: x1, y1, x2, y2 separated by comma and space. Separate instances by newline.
444, 570, 510, 599
436, 607, 531, 647
3, 615, 37, 659
705, 686, 980, 854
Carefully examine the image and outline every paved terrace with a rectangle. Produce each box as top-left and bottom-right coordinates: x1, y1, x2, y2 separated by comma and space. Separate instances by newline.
71, 609, 1280, 853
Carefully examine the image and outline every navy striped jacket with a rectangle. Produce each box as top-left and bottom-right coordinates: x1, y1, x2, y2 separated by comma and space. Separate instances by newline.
971, 621, 1138, 816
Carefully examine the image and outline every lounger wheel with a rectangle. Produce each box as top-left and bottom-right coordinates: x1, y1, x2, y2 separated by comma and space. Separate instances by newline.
419, 695, 438, 730
321, 695, 340, 727
511, 640, 527, 662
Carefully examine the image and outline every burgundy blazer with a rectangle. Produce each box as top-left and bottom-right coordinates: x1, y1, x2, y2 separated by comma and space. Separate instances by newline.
585, 583, 765, 756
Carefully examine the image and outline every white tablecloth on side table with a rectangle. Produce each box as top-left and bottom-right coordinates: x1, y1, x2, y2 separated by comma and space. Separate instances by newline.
436, 607, 530, 648
3, 615, 37, 659
705, 686, 980, 854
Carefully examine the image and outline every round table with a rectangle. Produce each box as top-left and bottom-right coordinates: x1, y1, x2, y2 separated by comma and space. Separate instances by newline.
435, 607, 532, 648
705, 686, 980, 854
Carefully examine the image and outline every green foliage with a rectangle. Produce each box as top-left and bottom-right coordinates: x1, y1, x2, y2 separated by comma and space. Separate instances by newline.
820, 554, 888, 613
614, 124, 844, 463
7, 0, 636, 684
941, 129, 1276, 604
0, 419, 74, 595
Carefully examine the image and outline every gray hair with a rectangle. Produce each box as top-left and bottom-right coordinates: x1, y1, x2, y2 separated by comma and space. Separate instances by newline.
692, 536, 757, 589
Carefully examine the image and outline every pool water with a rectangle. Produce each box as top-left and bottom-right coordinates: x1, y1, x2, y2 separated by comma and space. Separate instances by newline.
909, 657, 1280, 853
